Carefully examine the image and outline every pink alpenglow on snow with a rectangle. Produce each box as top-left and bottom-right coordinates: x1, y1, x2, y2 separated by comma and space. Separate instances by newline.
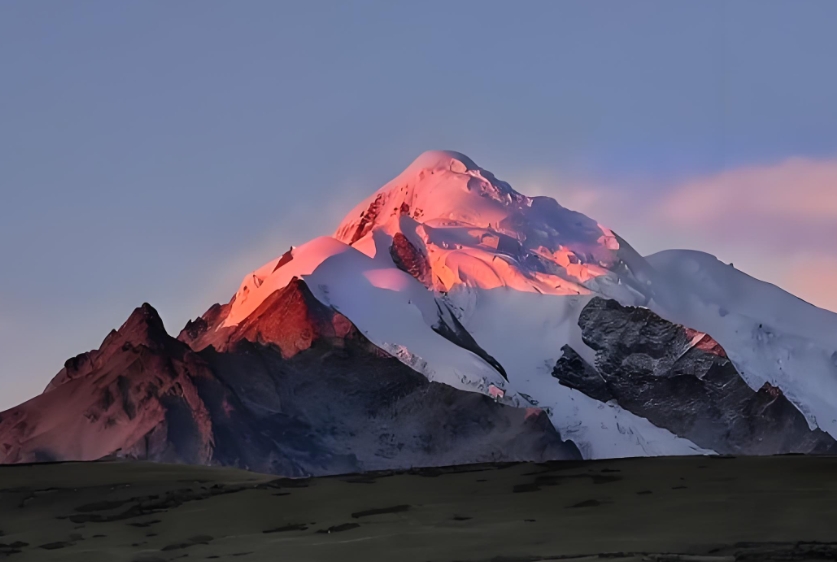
333, 150, 619, 295
225, 150, 623, 333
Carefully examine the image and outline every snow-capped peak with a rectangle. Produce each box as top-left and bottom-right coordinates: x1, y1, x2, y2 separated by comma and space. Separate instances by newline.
334, 150, 621, 295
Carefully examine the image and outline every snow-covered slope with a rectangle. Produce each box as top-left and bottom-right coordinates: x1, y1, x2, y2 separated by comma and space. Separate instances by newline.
219, 150, 837, 458
645, 250, 837, 438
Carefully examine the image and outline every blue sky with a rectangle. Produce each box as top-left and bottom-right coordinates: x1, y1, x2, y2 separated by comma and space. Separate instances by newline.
2, 0, 837, 410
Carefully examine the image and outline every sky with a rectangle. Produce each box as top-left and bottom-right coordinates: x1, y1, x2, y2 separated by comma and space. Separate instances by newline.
1, 0, 837, 411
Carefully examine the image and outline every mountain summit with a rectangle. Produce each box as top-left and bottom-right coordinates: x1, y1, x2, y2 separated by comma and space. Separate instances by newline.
3, 151, 837, 471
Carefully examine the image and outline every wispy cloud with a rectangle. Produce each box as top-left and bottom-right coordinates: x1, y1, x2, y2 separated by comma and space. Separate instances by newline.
521, 156, 837, 313
657, 157, 837, 251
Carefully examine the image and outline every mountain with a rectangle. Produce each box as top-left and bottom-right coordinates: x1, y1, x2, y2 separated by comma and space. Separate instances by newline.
2, 150, 837, 471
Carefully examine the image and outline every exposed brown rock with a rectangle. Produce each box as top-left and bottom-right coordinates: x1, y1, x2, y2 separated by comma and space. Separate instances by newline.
3, 304, 215, 465
389, 233, 433, 289
227, 278, 357, 357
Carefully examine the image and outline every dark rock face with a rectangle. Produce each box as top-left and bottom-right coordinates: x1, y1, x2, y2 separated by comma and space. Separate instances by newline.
553, 297, 837, 455
346, 194, 385, 244
178, 301, 232, 352
389, 232, 433, 289
194, 337, 577, 476
552, 346, 610, 403
0, 281, 580, 475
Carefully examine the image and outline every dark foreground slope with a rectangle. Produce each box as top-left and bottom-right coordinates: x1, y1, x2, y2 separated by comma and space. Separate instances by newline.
1, 456, 837, 561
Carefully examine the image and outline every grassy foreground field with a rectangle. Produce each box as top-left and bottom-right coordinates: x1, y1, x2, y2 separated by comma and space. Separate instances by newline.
2, 456, 837, 561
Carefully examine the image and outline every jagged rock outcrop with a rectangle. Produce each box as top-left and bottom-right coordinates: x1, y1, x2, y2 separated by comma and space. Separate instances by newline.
552, 297, 837, 455
179, 278, 358, 357
0, 281, 580, 474
390, 232, 433, 288
3, 304, 215, 465
178, 301, 233, 353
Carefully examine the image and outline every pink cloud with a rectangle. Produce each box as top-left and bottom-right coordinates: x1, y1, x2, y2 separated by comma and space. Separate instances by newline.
781, 254, 837, 314
655, 157, 837, 312
659, 156, 837, 228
